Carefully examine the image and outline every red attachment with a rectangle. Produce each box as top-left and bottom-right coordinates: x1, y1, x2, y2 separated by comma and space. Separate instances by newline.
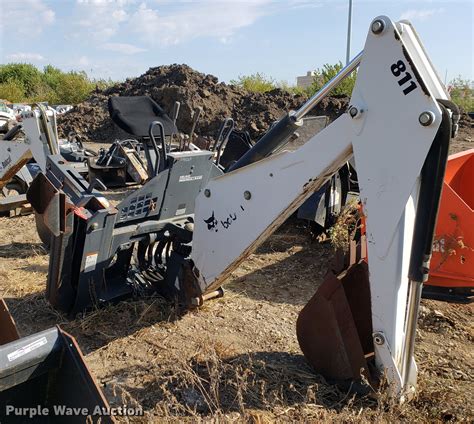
428, 149, 474, 288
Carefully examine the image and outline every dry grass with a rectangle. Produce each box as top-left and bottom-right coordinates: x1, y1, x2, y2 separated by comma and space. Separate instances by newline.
328, 200, 360, 252
0, 182, 473, 422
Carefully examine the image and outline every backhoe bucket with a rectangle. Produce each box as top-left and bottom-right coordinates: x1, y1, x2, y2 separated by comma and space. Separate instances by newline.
427, 149, 474, 301
0, 299, 20, 346
297, 260, 374, 383
0, 302, 112, 423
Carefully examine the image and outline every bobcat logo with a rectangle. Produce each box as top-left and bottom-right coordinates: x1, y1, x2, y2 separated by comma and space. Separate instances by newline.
204, 211, 218, 232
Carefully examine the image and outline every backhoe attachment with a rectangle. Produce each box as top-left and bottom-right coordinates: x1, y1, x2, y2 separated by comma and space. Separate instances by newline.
28, 16, 456, 401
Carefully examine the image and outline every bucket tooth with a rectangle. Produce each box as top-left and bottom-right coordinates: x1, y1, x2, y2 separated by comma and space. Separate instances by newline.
297, 261, 373, 382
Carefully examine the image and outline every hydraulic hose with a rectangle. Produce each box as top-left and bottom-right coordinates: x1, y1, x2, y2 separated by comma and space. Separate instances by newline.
402, 101, 453, 391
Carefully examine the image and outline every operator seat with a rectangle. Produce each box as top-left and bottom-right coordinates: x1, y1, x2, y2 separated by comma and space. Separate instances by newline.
108, 96, 178, 138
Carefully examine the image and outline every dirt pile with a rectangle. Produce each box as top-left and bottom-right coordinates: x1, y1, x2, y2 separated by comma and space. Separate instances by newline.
459, 111, 473, 128
58, 64, 349, 143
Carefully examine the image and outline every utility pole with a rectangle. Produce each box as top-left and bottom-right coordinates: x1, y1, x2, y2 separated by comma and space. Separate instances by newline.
346, 0, 353, 64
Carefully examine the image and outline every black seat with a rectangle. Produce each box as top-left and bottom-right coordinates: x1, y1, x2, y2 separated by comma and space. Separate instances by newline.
108, 96, 178, 138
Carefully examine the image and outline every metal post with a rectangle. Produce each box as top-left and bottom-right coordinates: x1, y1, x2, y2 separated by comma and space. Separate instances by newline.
346, 0, 353, 65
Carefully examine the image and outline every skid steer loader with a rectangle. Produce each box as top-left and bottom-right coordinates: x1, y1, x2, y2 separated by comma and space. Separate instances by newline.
0, 299, 112, 423
27, 16, 458, 400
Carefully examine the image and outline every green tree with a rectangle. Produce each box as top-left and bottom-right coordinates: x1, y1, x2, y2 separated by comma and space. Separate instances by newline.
53, 71, 95, 104
308, 62, 356, 96
449, 77, 473, 111
42, 65, 64, 92
0, 80, 26, 103
0, 63, 111, 104
0, 63, 43, 97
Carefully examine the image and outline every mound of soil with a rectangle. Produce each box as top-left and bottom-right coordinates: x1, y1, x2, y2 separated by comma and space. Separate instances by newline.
58, 64, 349, 143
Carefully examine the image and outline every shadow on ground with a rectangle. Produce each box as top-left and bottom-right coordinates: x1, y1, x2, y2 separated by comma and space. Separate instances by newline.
3, 293, 183, 355
0, 242, 47, 259
227, 239, 334, 306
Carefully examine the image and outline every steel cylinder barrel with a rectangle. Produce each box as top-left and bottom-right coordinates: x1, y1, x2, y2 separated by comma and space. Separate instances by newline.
228, 112, 302, 171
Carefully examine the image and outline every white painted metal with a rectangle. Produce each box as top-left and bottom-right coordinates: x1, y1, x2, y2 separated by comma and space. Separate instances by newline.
0, 108, 59, 188
192, 116, 353, 288
349, 17, 441, 396
190, 16, 446, 397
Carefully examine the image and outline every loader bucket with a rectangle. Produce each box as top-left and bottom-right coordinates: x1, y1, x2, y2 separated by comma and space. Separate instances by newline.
0, 299, 19, 346
0, 324, 113, 423
297, 260, 374, 383
427, 149, 474, 301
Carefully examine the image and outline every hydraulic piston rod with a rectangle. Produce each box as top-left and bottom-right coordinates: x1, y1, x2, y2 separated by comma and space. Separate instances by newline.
294, 51, 362, 121
228, 51, 363, 172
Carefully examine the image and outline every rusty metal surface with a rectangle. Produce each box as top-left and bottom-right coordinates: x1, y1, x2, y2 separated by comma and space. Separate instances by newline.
332, 235, 367, 274
117, 144, 148, 184
296, 261, 372, 381
0, 299, 19, 346
0, 151, 32, 191
0, 193, 30, 214
26, 171, 58, 214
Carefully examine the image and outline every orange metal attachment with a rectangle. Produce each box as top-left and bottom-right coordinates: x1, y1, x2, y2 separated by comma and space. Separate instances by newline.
428, 149, 474, 289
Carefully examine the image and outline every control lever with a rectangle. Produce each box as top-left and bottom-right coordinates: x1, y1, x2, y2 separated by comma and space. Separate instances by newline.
171, 101, 181, 125
148, 121, 167, 176
214, 118, 235, 166
187, 106, 203, 148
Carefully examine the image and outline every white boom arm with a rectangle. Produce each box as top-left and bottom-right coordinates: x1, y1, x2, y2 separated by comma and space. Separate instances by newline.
189, 17, 450, 397
0, 106, 59, 190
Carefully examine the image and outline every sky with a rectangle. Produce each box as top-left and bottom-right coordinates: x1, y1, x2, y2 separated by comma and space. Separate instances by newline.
0, 0, 472, 85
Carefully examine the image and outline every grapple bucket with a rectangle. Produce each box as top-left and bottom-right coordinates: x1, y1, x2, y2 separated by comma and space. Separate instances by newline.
0, 300, 112, 423
297, 259, 374, 383
427, 149, 474, 301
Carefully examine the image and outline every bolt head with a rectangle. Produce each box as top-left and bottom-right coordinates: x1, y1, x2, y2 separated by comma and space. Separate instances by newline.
244, 190, 251, 200
204, 189, 211, 198
419, 111, 435, 126
373, 333, 385, 345
349, 106, 359, 118
371, 19, 385, 34
90, 222, 99, 231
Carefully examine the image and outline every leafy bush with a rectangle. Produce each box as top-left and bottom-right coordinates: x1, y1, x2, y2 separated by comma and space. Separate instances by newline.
230, 73, 276, 93
0, 63, 116, 105
308, 62, 356, 97
277, 80, 308, 96
449, 77, 473, 111
0, 80, 26, 103
231, 63, 356, 97
0, 63, 43, 96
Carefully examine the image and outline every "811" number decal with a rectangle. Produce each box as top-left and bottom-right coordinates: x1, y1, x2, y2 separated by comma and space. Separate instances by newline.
390, 60, 417, 95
